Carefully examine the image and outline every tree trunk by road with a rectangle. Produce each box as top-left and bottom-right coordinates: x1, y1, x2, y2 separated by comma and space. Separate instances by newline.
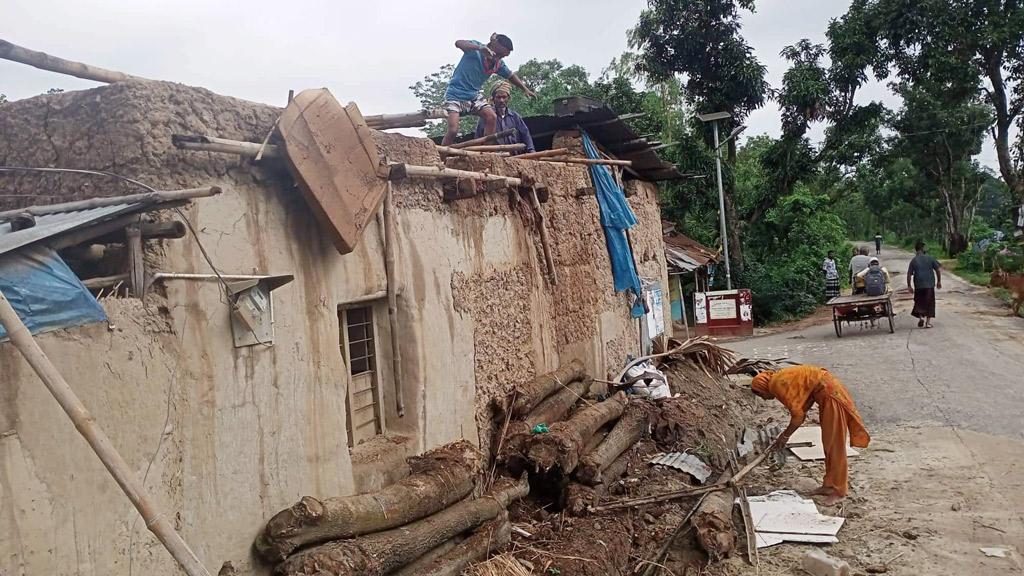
526, 392, 628, 475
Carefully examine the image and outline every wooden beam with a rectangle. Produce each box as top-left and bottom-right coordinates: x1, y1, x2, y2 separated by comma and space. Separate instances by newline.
126, 221, 145, 297
449, 128, 515, 149
364, 109, 445, 130
515, 148, 570, 160
172, 134, 281, 158
541, 157, 633, 167
460, 144, 525, 153
0, 39, 137, 84
528, 186, 557, 285
0, 186, 221, 222
381, 184, 405, 418
435, 146, 509, 158
388, 163, 522, 187
82, 274, 130, 290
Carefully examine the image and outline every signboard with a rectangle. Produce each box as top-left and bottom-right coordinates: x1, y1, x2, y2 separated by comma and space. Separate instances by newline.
646, 286, 665, 338
694, 289, 754, 337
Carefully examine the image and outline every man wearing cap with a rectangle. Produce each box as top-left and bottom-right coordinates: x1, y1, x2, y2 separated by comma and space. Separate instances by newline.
751, 366, 870, 505
442, 33, 536, 146
473, 81, 535, 155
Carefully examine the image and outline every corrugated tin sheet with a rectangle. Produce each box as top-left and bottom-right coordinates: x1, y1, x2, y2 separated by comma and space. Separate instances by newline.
663, 226, 719, 274
522, 97, 683, 181
649, 452, 713, 483
0, 203, 142, 256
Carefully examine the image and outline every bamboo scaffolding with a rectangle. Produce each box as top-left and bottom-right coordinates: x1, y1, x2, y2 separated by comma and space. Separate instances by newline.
0, 38, 137, 84
435, 146, 509, 158
459, 144, 526, 153
541, 157, 634, 167
172, 134, 281, 158
382, 183, 406, 417
0, 187, 222, 222
0, 288, 212, 576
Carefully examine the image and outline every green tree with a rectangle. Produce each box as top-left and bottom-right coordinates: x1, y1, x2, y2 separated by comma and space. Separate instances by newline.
829, 0, 1024, 211
632, 0, 770, 272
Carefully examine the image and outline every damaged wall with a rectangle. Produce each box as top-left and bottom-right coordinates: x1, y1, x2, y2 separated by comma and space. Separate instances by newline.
0, 80, 670, 575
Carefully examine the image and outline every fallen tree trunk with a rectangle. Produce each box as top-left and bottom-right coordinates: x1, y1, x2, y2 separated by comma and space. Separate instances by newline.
256, 441, 480, 562
576, 403, 649, 486
405, 513, 512, 576
693, 472, 736, 561
276, 476, 528, 576
563, 448, 631, 515
526, 392, 627, 474
510, 359, 587, 418
497, 378, 592, 475
390, 535, 466, 576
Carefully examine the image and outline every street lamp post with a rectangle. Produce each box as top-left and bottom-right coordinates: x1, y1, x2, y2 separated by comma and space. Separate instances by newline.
698, 111, 745, 290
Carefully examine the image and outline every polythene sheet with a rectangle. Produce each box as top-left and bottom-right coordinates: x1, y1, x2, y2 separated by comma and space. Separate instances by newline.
582, 132, 645, 318
0, 245, 107, 340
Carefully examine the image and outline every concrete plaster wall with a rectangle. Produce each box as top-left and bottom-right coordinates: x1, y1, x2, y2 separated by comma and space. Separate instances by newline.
0, 81, 671, 575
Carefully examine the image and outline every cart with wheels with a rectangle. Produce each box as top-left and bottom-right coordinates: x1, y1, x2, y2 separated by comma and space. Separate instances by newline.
827, 292, 895, 338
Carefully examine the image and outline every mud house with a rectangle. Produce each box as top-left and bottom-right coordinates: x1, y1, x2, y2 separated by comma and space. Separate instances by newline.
0, 81, 675, 575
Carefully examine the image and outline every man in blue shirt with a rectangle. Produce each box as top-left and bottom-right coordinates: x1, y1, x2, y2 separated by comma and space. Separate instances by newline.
473, 81, 535, 155
442, 34, 535, 145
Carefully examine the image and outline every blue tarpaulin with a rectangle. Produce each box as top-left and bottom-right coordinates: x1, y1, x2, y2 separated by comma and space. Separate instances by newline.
0, 245, 107, 340
583, 132, 646, 318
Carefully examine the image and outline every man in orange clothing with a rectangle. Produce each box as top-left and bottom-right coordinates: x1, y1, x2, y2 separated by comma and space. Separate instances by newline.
751, 365, 870, 504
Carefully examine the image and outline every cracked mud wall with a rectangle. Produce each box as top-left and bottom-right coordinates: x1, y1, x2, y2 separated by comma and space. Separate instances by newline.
0, 81, 670, 575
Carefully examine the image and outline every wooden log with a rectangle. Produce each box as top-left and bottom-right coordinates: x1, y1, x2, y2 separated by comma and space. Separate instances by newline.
172, 134, 281, 158
526, 392, 628, 474
528, 186, 558, 285
0, 289, 212, 576
255, 441, 480, 562
693, 471, 736, 562
363, 109, 445, 130
382, 184, 405, 418
0, 38, 136, 84
563, 448, 631, 515
510, 359, 587, 418
390, 535, 466, 576
0, 186, 222, 222
388, 163, 523, 187
450, 128, 515, 149
497, 378, 592, 473
276, 476, 528, 576
91, 220, 188, 244
404, 513, 512, 576
460, 144, 526, 153
515, 148, 570, 160
541, 157, 634, 166
576, 403, 650, 486
436, 145, 509, 157
126, 221, 145, 297
638, 494, 709, 576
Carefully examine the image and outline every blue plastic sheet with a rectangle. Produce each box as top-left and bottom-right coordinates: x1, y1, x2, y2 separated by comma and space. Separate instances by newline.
583, 132, 646, 318
0, 245, 107, 340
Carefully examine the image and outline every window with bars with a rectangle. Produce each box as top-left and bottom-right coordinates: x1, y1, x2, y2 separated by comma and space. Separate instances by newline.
339, 305, 383, 446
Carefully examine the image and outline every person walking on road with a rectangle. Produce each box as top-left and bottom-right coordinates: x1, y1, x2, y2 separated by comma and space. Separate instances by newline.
874, 232, 883, 256
823, 250, 840, 301
908, 240, 942, 328
751, 365, 870, 505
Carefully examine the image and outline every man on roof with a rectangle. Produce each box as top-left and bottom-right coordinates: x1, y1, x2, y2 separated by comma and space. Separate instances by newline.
442, 34, 536, 146
473, 81, 535, 155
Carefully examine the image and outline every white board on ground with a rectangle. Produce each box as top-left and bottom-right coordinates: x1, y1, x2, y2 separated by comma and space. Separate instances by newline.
786, 426, 860, 461
742, 490, 846, 549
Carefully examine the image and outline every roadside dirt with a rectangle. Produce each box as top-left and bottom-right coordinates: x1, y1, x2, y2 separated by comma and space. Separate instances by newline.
720, 245, 1024, 575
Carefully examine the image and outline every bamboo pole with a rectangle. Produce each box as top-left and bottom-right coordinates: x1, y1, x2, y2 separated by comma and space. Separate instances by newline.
0, 39, 137, 84
364, 109, 446, 130
435, 146, 509, 158
0, 288, 212, 576
388, 164, 522, 187
529, 186, 557, 285
515, 148, 570, 160
172, 134, 281, 158
449, 128, 515, 149
0, 187, 222, 222
382, 183, 406, 418
541, 157, 634, 167
459, 144, 525, 153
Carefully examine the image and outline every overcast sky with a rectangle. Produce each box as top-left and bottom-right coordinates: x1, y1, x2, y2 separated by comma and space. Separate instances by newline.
0, 0, 1001, 170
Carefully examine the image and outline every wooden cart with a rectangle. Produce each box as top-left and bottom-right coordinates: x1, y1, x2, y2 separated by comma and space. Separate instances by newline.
827, 292, 895, 338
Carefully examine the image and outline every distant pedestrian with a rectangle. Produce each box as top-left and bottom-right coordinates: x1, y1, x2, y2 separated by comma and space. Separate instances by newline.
823, 250, 840, 301
874, 232, 883, 256
907, 241, 942, 328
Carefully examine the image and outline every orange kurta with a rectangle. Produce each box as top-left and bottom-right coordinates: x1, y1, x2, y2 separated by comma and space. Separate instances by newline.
764, 365, 870, 496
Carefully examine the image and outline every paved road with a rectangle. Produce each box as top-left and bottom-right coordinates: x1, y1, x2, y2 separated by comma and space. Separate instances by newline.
727, 244, 1024, 574
732, 245, 1024, 439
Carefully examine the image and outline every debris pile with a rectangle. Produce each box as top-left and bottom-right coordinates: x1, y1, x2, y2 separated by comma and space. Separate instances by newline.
255, 442, 525, 576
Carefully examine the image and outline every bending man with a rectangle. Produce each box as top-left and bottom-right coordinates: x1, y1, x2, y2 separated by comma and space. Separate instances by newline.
752, 365, 870, 504
474, 81, 535, 154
